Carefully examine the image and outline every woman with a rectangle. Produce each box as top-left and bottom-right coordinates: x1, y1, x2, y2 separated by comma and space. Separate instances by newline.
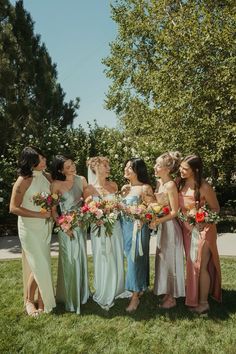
120, 158, 154, 312
51, 155, 89, 314
10, 146, 56, 316
178, 154, 221, 314
84, 156, 125, 310
152, 152, 185, 309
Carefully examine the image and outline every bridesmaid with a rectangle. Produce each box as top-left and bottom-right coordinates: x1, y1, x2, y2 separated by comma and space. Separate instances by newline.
120, 158, 154, 312
178, 155, 221, 314
84, 156, 125, 310
9, 146, 56, 316
51, 155, 89, 314
152, 152, 185, 308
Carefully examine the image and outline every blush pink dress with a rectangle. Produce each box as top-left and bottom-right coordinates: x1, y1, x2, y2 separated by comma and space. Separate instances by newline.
178, 188, 221, 307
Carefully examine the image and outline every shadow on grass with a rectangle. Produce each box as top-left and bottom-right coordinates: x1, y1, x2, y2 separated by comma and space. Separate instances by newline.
53, 288, 236, 321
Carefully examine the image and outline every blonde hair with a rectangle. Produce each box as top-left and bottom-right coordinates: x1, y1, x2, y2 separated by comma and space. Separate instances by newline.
86, 156, 109, 174
156, 151, 182, 174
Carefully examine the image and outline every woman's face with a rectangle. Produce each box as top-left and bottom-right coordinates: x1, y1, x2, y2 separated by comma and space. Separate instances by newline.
62, 159, 76, 177
179, 161, 194, 179
34, 155, 46, 171
96, 161, 110, 178
124, 161, 137, 181
154, 158, 168, 177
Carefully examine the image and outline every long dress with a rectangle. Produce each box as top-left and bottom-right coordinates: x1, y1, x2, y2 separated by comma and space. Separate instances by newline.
18, 170, 56, 313
90, 194, 125, 310
178, 189, 222, 307
154, 191, 185, 298
56, 175, 89, 314
121, 195, 150, 292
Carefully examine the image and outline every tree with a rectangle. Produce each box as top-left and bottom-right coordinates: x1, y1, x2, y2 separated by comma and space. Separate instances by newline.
103, 0, 236, 181
0, 0, 80, 154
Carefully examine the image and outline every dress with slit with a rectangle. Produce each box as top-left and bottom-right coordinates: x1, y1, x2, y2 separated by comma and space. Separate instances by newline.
178, 189, 221, 307
90, 194, 125, 310
18, 170, 56, 313
154, 191, 185, 298
56, 175, 89, 314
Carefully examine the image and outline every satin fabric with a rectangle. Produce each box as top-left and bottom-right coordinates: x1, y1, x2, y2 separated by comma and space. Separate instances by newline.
179, 189, 222, 306
18, 170, 56, 313
121, 195, 150, 292
90, 194, 125, 310
56, 175, 89, 314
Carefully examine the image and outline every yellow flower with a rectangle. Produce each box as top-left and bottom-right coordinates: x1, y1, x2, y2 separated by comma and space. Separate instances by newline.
52, 193, 59, 200
40, 207, 47, 213
150, 203, 162, 213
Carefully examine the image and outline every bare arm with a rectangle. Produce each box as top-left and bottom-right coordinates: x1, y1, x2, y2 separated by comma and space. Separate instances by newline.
153, 181, 179, 225
141, 184, 155, 203
201, 182, 220, 213
9, 177, 51, 219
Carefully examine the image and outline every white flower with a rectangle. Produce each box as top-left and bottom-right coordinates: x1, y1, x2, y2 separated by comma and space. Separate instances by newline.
60, 145, 64, 148
0, 197, 3, 202
123, 137, 127, 142
123, 146, 128, 152
65, 143, 68, 147
117, 142, 122, 147
29, 134, 33, 139
23, 127, 26, 131
74, 138, 78, 141
0, 178, 3, 182
114, 154, 119, 159
21, 133, 25, 137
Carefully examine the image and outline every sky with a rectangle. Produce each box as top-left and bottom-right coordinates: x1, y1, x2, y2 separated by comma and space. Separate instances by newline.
10, 0, 118, 129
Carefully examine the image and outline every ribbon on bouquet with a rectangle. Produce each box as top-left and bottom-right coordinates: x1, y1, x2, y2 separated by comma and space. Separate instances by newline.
190, 226, 200, 263
131, 220, 144, 262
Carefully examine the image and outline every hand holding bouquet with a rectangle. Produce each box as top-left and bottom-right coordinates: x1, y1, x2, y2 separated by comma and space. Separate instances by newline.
32, 192, 61, 213
178, 203, 220, 227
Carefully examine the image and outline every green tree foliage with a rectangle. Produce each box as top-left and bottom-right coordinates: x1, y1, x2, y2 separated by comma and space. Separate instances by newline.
103, 0, 236, 181
0, 0, 80, 154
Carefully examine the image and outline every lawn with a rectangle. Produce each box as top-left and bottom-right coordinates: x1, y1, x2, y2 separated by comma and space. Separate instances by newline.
0, 257, 236, 354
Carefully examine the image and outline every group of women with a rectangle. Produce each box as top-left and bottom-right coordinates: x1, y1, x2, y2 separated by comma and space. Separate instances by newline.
9, 146, 222, 317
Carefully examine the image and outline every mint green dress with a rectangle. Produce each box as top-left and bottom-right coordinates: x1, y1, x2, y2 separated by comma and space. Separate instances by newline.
91, 194, 125, 310
18, 170, 56, 313
56, 175, 89, 314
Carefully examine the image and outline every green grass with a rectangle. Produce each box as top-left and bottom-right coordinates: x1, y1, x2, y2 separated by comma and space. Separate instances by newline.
0, 257, 236, 354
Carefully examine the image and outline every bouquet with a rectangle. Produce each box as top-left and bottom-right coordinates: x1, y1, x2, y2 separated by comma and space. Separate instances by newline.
32, 192, 61, 212
145, 203, 170, 221
178, 203, 220, 226
54, 211, 79, 237
122, 202, 170, 224
77, 198, 123, 236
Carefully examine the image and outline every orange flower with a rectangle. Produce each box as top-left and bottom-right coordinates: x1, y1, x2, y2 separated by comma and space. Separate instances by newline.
195, 212, 205, 223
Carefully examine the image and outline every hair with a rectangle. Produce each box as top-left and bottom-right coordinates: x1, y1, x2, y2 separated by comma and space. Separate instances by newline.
17, 146, 45, 177
179, 154, 203, 202
156, 151, 182, 174
86, 156, 109, 174
125, 158, 150, 184
51, 155, 71, 181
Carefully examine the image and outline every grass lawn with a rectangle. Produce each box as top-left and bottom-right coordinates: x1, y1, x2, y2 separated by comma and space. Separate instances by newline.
0, 256, 236, 354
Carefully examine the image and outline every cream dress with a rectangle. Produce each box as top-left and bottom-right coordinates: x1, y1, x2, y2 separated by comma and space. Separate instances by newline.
18, 170, 56, 312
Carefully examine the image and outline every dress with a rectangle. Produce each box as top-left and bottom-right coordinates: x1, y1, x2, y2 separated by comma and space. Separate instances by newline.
179, 189, 222, 307
56, 175, 89, 314
121, 195, 150, 292
154, 191, 185, 298
18, 170, 56, 313
90, 194, 125, 310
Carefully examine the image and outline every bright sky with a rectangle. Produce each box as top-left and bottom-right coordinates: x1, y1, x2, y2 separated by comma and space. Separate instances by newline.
10, 0, 118, 129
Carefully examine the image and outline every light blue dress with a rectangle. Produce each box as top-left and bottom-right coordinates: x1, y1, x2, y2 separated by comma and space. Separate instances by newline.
56, 175, 89, 314
90, 194, 125, 310
121, 196, 150, 292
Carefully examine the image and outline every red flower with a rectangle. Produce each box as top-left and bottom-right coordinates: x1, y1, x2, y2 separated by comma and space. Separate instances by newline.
162, 206, 170, 215
81, 204, 90, 213
47, 196, 52, 204
145, 213, 153, 220
195, 212, 205, 223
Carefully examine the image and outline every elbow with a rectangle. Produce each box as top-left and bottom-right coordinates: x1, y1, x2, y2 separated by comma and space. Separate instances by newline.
9, 205, 18, 215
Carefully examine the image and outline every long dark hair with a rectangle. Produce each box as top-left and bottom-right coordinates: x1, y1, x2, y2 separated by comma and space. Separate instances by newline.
51, 155, 70, 181
179, 154, 203, 202
126, 158, 150, 185
17, 146, 45, 177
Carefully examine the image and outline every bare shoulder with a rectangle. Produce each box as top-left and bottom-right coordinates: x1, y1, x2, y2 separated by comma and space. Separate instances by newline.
51, 180, 61, 193
143, 184, 154, 194
108, 180, 118, 192
13, 176, 31, 194
165, 180, 177, 192
84, 184, 96, 195
79, 175, 88, 187
201, 180, 214, 194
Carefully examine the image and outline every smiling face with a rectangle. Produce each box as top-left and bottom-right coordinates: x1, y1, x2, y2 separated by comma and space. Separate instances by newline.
34, 154, 46, 171
62, 159, 76, 177
179, 161, 194, 180
124, 161, 137, 181
95, 160, 110, 178
154, 158, 169, 178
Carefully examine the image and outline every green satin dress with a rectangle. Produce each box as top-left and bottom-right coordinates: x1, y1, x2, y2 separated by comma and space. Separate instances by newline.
56, 175, 89, 314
